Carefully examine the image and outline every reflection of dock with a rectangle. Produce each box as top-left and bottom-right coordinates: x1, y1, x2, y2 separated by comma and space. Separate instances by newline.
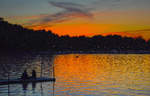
0, 55, 56, 96
0, 77, 55, 85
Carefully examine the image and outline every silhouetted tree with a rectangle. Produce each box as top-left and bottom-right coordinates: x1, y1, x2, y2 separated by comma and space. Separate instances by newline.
0, 18, 150, 53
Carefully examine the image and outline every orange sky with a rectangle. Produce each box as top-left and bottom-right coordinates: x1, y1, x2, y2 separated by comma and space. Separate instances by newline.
26, 17, 150, 40
3, 0, 150, 40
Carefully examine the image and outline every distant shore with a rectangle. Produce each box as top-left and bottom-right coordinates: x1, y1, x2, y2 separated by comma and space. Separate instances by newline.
0, 50, 150, 60
40, 50, 150, 55
1, 50, 150, 56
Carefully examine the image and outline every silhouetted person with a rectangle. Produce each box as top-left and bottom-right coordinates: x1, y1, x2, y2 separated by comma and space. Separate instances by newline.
21, 70, 28, 80
32, 70, 36, 79
0, 17, 3, 21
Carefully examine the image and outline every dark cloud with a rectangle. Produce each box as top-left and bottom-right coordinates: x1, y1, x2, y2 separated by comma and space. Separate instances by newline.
29, 1, 93, 26
48, 1, 93, 19
125, 29, 150, 33
48, 1, 93, 16
136, 29, 150, 32
49, 1, 83, 12
26, 0, 122, 26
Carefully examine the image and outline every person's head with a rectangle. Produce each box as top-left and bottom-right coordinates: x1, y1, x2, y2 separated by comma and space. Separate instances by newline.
24, 69, 27, 72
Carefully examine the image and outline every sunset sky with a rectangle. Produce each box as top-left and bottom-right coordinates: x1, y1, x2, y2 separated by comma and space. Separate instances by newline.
0, 0, 150, 39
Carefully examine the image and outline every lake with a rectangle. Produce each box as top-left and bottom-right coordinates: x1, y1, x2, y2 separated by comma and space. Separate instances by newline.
0, 53, 150, 96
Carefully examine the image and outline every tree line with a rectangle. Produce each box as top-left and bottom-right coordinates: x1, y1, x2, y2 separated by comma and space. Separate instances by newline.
0, 17, 150, 52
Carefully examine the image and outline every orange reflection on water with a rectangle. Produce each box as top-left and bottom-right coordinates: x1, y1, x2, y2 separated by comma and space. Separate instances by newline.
54, 54, 150, 91
54, 54, 99, 81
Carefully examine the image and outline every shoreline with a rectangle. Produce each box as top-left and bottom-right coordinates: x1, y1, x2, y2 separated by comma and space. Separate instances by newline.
1, 50, 150, 55
52, 51, 150, 55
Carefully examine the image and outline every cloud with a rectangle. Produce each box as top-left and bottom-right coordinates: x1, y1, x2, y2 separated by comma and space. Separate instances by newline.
28, 1, 93, 26
120, 28, 150, 40
48, 1, 92, 17
122, 29, 150, 33
134, 29, 150, 32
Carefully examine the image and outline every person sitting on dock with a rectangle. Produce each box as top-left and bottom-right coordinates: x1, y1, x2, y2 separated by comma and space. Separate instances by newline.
21, 70, 28, 80
31, 70, 36, 79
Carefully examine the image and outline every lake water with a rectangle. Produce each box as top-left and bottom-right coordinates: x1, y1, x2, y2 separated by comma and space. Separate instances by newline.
0, 53, 150, 96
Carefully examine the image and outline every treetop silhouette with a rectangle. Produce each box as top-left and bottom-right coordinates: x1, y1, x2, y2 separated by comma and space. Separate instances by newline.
0, 17, 150, 53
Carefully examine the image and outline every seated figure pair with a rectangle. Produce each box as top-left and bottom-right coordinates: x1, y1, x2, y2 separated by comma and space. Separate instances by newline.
21, 70, 36, 80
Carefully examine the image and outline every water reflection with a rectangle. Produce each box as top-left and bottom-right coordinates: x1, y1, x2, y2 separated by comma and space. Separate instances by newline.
22, 83, 28, 90
0, 53, 150, 96
0, 53, 54, 79
54, 54, 150, 96
0, 52, 55, 96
